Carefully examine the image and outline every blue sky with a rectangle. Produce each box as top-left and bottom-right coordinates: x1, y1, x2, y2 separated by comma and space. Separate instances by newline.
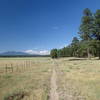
0, 0, 100, 53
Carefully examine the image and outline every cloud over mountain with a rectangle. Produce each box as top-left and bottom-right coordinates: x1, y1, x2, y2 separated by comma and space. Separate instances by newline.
24, 50, 50, 55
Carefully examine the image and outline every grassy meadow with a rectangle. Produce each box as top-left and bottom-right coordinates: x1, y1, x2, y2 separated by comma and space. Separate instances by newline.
0, 57, 100, 100
0, 57, 52, 100
55, 58, 100, 100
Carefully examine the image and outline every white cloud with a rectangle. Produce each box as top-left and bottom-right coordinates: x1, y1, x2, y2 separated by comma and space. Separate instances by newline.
24, 50, 50, 55
39, 50, 50, 55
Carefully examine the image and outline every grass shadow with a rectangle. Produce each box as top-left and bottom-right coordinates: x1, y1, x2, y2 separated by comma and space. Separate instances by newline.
68, 58, 87, 61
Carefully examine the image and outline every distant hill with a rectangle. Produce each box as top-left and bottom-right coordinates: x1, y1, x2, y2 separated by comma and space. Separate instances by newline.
0, 51, 29, 55
0, 51, 50, 57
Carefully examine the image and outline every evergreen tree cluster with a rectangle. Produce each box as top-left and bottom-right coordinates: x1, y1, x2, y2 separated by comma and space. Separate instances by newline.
50, 8, 100, 59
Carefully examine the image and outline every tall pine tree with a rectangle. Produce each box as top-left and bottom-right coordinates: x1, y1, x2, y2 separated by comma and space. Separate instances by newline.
79, 8, 93, 59
93, 10, 100, 59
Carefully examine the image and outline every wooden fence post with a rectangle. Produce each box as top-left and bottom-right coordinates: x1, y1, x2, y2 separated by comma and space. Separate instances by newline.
16, 64, 18, 72
5, 64, 7, 73
11, 64, 13, 73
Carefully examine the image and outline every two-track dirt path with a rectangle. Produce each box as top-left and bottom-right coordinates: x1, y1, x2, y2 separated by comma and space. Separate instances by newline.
50, 61, 59, 100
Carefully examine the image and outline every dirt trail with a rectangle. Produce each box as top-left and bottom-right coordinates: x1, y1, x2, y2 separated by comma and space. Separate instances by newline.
50, 62, 59, 100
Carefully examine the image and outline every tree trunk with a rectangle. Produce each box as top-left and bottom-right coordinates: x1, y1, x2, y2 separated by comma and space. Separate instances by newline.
97, 40, 100, 59
99, 50, 100, 59
87, 48, 91, 59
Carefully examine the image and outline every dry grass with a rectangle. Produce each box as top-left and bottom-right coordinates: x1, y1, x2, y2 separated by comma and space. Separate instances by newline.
55, 57, 100, 100
0, 57, 52, 100
0, 57, 100, 100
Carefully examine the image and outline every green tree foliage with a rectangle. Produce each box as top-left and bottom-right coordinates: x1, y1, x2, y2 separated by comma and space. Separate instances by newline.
50, 8, 100, 59
71, 37, 79, 57
79, 8, 93, 59
79, 8, 93, 40
50, 49, 58, 58
93, 10, 100, 59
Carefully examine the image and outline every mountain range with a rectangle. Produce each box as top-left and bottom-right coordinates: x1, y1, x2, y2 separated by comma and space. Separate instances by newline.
0, 51, 49, 57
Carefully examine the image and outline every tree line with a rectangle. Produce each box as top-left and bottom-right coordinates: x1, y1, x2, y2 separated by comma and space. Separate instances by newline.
50, 8, 100, 59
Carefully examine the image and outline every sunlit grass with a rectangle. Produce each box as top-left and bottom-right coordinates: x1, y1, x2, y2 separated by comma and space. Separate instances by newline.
56, 57, 100, 100
0, 57, 52, 100
0, 57, 100, 100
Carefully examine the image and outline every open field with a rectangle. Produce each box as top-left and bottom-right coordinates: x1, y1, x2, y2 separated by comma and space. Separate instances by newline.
55, 58, 100, 100
0, 57, 52, 100
0, 57, 100, 100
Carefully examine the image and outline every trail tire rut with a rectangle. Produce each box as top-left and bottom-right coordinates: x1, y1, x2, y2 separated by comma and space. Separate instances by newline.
50, 64, 59, 100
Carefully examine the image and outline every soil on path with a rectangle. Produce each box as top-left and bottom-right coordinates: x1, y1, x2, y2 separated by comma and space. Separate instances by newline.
50, 66, 59, 100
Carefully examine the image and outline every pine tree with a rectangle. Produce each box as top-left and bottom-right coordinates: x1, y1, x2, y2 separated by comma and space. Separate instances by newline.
93, 9, 100, 59
50, 49, 58, 58
79, 8, 93, 59
71, 37, 79, 57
